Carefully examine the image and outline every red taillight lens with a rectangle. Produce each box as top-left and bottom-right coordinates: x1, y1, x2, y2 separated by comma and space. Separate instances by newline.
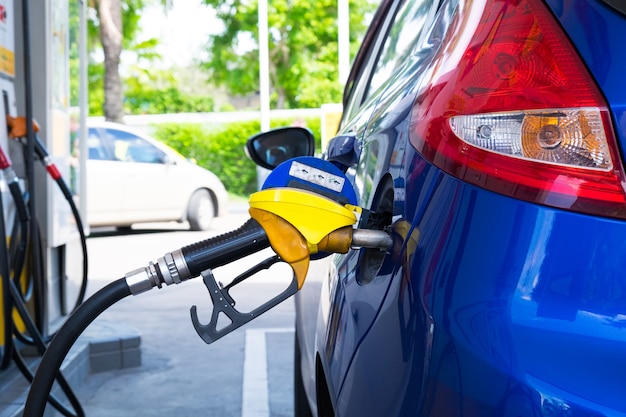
409, 0, 626, 217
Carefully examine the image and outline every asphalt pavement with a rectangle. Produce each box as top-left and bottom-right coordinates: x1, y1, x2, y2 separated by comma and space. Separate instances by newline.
72, 203, 298, 417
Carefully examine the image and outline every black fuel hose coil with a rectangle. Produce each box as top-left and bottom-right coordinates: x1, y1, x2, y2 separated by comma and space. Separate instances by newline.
25, 218, 270, 416
8, 129, 89, 318
23, 279, 130, 417
0, 176, 14, 371
9, 279, 85, 417
30, 133, 89, 314
14, 0, 86, 412
0, 146, 84, 416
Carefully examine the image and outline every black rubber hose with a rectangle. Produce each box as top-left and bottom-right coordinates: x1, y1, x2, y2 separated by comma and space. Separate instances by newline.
9, 280, 84, 417
29, 218, 46, 331
12, 349, 82, 417
0, 178, 14, 370
0, 159, 81, 415
32, 134, 89, 313
8, 180, 29, 289
54, 176, 88, 313
25, 219, 270, 415
3, 173, 82, 415
24, 279, 132, 417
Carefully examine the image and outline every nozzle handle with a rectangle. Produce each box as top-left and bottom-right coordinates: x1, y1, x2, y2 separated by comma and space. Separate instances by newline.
191, 267, 298, 344
181, 217, 270, 277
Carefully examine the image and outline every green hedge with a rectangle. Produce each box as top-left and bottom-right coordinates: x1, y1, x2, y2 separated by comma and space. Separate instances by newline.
125, 87, 215, 115
152, 117, 321, 197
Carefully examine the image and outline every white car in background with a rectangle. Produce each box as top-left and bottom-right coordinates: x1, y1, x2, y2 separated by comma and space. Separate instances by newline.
86, 121, 228, 231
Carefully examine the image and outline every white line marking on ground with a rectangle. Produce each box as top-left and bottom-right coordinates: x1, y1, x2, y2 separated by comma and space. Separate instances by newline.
242, 328, 294, 417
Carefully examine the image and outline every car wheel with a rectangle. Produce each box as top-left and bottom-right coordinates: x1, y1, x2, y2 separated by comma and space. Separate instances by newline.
187, 189, 215, 231
294, 329, 314, 417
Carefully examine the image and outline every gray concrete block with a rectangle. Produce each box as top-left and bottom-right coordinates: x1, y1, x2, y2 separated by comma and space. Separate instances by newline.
121, 347, 141, 368
90, 350, 122, 373
89, 338, 121, 354
122, 335, 141, 349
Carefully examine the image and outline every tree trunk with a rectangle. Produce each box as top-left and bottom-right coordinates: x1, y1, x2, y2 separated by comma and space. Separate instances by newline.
96, 0, 124, 123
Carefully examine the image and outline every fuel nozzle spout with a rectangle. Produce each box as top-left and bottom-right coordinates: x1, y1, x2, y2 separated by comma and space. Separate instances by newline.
351, 228, 394, 250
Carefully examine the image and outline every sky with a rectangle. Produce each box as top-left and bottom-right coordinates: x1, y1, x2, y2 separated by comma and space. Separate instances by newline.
140, 1, 221, 67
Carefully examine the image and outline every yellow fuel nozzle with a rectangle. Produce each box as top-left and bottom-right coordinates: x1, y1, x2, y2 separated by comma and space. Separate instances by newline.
248, 188, 359, 289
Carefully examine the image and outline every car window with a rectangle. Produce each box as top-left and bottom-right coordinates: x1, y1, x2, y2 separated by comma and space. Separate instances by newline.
103, 128, 167, 164
87, 128, 109, 160
341, 0, 436, 125
352, 0, 438, 207
342, 1, 399, 124
366, 0, 436, 99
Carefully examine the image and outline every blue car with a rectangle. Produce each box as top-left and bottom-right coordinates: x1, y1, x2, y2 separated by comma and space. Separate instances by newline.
249, 0, 626, 415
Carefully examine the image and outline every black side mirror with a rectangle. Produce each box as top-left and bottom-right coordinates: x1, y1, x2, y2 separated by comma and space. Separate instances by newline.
246, 127, 315, 170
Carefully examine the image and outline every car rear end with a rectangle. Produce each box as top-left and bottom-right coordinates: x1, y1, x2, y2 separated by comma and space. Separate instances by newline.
402, 0, 626, 415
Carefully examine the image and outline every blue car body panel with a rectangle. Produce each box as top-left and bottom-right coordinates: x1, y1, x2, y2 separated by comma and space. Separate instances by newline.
331, 163, 626, 415
303, 0, 626, 415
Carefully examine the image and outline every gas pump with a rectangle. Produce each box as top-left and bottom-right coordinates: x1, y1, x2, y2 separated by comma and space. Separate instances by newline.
0, 1, 89, 416
24, 154, 393, 416
0, 0, 85, 334
0, 0, 20, 369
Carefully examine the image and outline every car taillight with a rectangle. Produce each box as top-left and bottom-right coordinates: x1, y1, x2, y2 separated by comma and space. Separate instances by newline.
409, 0, 626, 218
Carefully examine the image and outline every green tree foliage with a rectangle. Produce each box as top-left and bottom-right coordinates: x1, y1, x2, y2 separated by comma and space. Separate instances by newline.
70, 0, 173, 115
69, 0, 80, 108
125, 86, 215, 114
68, 1, 107, 114
124, 67, 215, 114
72, 1, 376, 116
201, 0, 376, 109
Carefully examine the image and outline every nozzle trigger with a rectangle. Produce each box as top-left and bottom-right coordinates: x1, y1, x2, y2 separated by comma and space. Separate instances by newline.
190, 264, 298, 344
